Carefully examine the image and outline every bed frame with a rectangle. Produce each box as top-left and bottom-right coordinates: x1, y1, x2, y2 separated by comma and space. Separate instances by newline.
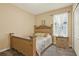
10, 24, 52, 56
34, 24, 52, 34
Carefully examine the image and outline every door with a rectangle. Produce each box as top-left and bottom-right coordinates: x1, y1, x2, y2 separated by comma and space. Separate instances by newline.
74, 4, 79, 55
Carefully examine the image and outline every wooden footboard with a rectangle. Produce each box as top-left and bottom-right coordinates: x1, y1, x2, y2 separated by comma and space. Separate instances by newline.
10, 33, 36, 56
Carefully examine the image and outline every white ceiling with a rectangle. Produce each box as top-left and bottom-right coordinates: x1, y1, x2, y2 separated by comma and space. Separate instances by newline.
13, 3, 72, 15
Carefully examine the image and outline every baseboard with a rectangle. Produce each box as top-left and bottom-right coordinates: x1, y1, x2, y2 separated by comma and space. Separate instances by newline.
0, 48, 10, 52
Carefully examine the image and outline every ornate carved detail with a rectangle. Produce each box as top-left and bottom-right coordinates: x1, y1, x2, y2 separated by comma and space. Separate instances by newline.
34, 25, 52, 34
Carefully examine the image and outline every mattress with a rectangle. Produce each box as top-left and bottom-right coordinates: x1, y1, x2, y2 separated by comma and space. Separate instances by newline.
36, 35, 52, 55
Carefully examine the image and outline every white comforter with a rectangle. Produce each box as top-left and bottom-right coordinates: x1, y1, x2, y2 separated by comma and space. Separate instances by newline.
36, 35, 52, 55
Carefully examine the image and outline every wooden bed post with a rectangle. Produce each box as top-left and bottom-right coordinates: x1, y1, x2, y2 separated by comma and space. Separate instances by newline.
33, 25, 36, 56
51, 24, 53, 43
33, 36, 36, 56
9, 33, 14, 38
51, 24, 52, 34
9, 33, 14, 48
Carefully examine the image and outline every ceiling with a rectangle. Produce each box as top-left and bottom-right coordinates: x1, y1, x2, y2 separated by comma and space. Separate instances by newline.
13, 3, 72, 15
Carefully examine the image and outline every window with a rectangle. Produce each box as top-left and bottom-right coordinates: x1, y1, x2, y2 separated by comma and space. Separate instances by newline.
53, 12, 68, 37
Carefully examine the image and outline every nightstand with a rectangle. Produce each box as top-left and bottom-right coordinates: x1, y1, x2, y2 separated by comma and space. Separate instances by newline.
56, 37, 69, 48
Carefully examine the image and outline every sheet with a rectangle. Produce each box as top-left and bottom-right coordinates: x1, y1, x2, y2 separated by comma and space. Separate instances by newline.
36, 35, 52, 55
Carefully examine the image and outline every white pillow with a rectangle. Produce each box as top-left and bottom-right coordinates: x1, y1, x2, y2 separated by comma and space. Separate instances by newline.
46, 34, 51, 38
35, 33, 46, 37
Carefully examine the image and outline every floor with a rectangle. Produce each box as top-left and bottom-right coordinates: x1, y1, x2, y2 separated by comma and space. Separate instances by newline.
41, 45, 76, 56
0, 45, 76, 56
0, 49, 23, 56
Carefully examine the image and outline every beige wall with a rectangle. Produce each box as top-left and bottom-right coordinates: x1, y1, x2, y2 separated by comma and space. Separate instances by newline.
36, 6, 72, 26
0, 4, 35, 50
35, 13, 52, 26
0, 4, 73, 51
36, 5, 72, 47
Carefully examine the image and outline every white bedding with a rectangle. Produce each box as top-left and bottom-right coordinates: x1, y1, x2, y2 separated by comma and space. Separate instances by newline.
36, 34, 52, 55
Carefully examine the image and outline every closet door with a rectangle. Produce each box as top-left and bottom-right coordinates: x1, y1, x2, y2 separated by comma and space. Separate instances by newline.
74, 4, 79, 55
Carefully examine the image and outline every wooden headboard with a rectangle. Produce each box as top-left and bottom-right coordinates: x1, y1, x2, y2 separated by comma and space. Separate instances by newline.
34, 24, 52, 34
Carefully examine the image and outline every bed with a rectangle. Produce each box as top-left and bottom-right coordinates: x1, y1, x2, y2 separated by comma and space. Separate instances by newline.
34, 25, 53, 55
10, 24, 53, 56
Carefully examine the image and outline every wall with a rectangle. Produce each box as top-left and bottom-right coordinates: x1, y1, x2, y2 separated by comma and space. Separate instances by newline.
0, 4, 35, 51
36, 5, 72, 47
73, 3, 79, 56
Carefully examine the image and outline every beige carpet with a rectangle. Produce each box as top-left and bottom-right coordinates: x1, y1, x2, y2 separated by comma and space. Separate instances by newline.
41, 45, 76, 56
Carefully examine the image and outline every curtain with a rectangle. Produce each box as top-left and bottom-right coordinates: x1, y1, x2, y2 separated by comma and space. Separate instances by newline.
53, 12, 68, 37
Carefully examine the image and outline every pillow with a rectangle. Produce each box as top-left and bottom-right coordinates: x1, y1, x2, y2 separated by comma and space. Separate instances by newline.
35, 33, 46, 37
46, 33, 51, 38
